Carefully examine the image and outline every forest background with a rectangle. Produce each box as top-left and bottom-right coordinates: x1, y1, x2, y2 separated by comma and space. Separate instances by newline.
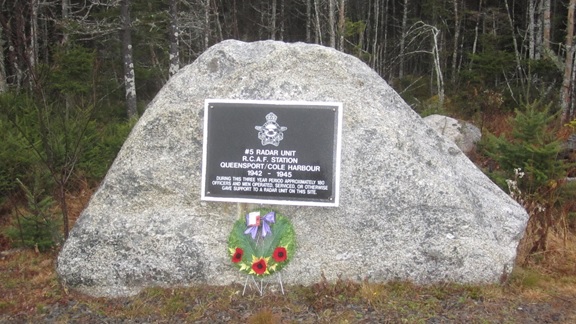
0, 0, 575, 318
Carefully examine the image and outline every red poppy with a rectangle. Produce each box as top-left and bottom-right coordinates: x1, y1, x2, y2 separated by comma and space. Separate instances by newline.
252, 258, 267, 275
272, 247, 287, 262
232, 248, 243, 263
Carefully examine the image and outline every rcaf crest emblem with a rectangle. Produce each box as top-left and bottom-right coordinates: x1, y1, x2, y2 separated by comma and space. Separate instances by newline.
255, 112, 287, 146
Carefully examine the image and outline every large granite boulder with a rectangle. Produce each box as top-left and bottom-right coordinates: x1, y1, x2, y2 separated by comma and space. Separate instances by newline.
57, 40, 529, 297
423, 114, 482, 154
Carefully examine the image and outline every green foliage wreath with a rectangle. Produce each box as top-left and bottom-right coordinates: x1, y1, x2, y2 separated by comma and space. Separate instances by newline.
227, 209, 296, 276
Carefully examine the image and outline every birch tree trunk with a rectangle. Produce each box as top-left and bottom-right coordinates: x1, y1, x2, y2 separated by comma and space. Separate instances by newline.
306, 0, 312, 42
399, 0, 409, 78
314, 0, 322, 45
29, 0, 39, 78
561, 0, 576, 123
382, 0, 389, 78
504, 0, 524, 89
528, 0, 536, 60
259, 2, 265, 40
121, 0, 137, 119
232, 0, 239, 39
280, 0, 285, 41
61, 0, 70, 45
406, 22, 444, 106
337, 0, 345, 52
328, 0, 336, 48
469, 0, 482, 70
451, 0, 461, 83
431, 26, 445, 107
371, 0, 379, 69
169, 0, 180, 77
543, 0, 551, 51
61, 0, 72, 110
204, 0, 210, 50
534, 0, 543, 59
271, 0, 277, 40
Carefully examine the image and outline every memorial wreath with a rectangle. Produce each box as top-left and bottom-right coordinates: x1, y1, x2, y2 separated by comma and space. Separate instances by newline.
228, 209, 295, 277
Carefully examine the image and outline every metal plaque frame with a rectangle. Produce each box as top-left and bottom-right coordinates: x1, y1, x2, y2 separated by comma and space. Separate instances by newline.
201, 99, 343, 207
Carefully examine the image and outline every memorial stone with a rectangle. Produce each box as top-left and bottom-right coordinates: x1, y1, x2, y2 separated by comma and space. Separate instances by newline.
57, 40, 529, 297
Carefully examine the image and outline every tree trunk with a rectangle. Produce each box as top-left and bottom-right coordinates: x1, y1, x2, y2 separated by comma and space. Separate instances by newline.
169, 0, 180, 77
29, 0, 39, 90
337, 0, 345, 51
121, 0, 137, 119
504, 0, 524, 88
328, 0, 336, 48
204, 0, 210, 50
469, 0, 483, 70
382, 0, 389, 78
258, 2, 265, 40
58, 181, 70, 240
314, 0, 322, 45
451, 0, 461, 84
271, 0, 277, 40
528, 0, 536, 60
61, 0, 70, 45
571, 48, 576, 119
543, 0, 551, 51
306, 0, 312, 43
372, 0, 379, 69
0, 26, 7, 93
61, 0, 72, 110
399, 0, 409, 78
561, 0, 576, 123
280, 0, 285, 41
232, 0, 239, 39
30, 0, 38, 68
431, 26, 444, 107
534, 0, 543, 59
212, 0, 223, 42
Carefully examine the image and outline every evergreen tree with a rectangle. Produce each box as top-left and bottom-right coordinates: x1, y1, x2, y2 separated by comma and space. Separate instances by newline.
484, 103, 565, 191
482, 102, 570, 254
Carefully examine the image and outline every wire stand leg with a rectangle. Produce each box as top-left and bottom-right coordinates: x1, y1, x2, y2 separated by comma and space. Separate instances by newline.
278, 272, 285, 295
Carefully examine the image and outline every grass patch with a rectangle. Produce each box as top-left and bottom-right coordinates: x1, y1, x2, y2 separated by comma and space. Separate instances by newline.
0, 250, 64, 315
0, 249, 575, 322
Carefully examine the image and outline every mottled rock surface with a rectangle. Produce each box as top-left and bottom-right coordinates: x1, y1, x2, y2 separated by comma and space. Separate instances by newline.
423, 114, 481, 154
57, 40, 528, 297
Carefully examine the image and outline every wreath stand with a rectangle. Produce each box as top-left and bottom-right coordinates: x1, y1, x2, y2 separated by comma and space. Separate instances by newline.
229, 204, 294, 297
242, 272, 285, 296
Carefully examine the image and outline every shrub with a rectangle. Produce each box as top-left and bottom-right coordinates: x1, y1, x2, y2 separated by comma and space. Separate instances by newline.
0, 90, 135, 241
481, 101, 570, 255
3, 179, 62, 252
0, 94, 59, 211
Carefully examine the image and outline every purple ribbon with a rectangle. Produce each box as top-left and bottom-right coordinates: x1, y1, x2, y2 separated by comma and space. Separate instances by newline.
244, 211, 276, 240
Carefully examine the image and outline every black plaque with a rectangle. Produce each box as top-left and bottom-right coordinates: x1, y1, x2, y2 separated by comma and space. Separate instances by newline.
201, 99, 342, 207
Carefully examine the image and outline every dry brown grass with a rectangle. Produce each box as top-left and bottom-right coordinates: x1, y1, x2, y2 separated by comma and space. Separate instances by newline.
0, 250, 63, 315
480, 111, 515, 136
1, 243, 575, 322
64, 179, 94, 228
